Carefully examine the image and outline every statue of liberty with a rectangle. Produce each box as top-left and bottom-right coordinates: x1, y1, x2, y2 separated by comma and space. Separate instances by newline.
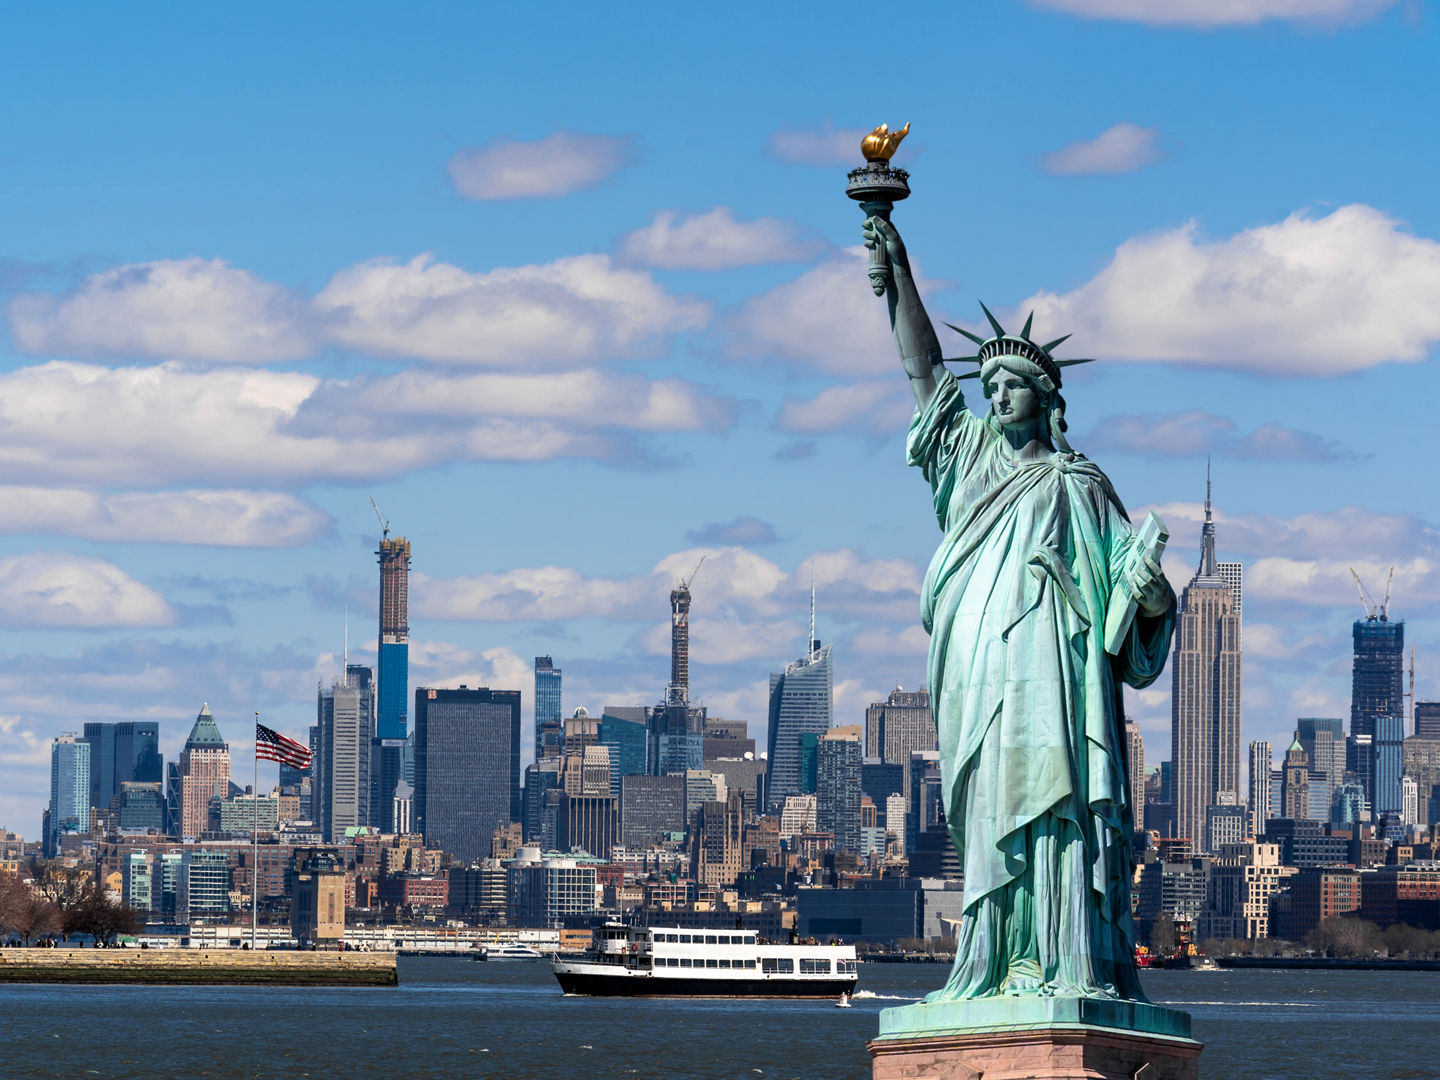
862, 214, 1177, 1003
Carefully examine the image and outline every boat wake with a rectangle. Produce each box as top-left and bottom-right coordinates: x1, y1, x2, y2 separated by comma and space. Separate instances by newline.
850, 991, 918, 1001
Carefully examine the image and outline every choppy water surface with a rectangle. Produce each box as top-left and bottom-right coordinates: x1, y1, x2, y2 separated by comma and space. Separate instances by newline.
1, 958, 1430, 1079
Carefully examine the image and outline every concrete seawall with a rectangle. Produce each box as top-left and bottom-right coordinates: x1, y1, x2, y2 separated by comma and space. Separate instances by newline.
0, 949, 397, 986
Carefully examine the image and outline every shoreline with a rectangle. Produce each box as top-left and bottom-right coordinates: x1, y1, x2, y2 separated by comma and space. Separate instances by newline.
0, 949, 397, 986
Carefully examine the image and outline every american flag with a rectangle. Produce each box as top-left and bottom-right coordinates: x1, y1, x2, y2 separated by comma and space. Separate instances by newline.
255, 721, 312, 770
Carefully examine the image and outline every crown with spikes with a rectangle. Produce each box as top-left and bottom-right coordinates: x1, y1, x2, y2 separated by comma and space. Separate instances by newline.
945, 302, 1094, 390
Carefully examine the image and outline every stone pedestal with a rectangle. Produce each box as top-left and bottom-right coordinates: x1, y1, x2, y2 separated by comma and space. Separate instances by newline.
869, 997, 1200, 1080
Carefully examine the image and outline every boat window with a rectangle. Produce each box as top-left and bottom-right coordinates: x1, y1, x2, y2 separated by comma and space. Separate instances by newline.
800, 958, 831, 975
743, 935, 754, 945
679, 934, 691, 943
761, 957, 793, 974
705, 935, 717, 944
706, 958, 718, 968
680, 957, 692, 967
718, 959, 731, 969
837, 960, 856, 974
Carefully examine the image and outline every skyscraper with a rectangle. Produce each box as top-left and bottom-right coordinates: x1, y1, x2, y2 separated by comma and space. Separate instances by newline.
1282, 735, 1310, 820
1248, 740, 1273, 837
1351, 616, 1404, 740
1170, 471, 1242, 851
319, 665, 374, 842
178, 705, 230, 840
82, 721, 161, 812
864, 687, 935, 765
1125, 721, 1146, 832
1372, 713, 1404, 818
415, 686, 521, 864
1296, 718, 1345, 816
765, 640, 834, 812
376, 536, 411, 741
47, 734, 90, 856
374, 535, 410, 830
534, 656, 563, 763
816, 727, 862, 853
668, 576, 692, 706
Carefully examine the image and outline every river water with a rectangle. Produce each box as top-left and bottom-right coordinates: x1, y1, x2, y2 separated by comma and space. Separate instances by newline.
0, 957, 1428, 1079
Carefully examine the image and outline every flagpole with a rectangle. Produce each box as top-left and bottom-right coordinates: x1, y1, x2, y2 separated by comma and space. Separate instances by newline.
252, 710, 260, 952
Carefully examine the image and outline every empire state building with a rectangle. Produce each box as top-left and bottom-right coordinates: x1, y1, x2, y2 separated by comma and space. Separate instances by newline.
1170, 472, 1243, 853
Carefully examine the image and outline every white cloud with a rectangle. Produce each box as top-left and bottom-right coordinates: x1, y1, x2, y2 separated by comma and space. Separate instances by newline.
0, 361, 733, 486
1141, 502, 1438, 563
765, 122, 870, 167
413, 545, 921, 627
447, 132, 631, 200
9, 258, 313, 363
727, 248, 900, 375
1017, 205, 1440, 375
315, 253, 708, 367
1245, 556, 1439, 609
1083, 410, 1349, 462
0, 553, 175, 628
778, 380, 914, 436
0, 487, 333, 547
619, 207, 818, 270
12, 252, 708, 370
1029, 0, 1397, 26
1041, 123, 1163, 175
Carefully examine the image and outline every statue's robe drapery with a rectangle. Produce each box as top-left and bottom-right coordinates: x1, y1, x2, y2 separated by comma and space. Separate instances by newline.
907, 369, 1174, 1001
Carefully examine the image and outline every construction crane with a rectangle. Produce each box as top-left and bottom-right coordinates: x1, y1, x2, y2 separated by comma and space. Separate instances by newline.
1350, 569, 1377, 620
370, 496, 391, 542
1379, 566, 1395, 621
681, 554, 706, 588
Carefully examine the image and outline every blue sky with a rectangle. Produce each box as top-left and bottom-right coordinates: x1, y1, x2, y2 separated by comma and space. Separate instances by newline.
1, 1, 1436, 838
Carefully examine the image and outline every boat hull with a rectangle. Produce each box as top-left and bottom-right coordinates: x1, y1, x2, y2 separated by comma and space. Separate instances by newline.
554, 971, 856, 998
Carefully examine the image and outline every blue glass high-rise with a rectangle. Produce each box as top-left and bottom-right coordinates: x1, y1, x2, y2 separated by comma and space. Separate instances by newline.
534, 656, 562, 763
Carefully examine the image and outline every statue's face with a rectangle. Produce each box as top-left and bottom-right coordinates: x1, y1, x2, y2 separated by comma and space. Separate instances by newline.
989, 367, 1045, 429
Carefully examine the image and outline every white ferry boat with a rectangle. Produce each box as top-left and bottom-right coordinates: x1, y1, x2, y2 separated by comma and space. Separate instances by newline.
475, 943, 544, 961
552, 924, 858, 998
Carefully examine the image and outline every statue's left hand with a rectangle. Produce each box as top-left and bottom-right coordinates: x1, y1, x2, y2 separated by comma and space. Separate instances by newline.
1128, 553, 1172, 618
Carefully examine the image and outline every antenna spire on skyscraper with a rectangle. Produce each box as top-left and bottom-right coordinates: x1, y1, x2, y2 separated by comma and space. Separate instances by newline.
809, 560, 817, 661
1198, 461, 1218, 578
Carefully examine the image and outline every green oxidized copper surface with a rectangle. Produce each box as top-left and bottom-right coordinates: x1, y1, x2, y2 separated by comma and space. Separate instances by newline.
875, 996, 1193, 1042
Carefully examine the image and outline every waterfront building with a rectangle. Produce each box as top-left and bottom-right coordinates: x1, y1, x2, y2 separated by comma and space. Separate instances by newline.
122, 851, 153, 911
864, 687, 935, 765
534, 656, 563, 763
82, 721, 162, 812
47, 735, 91, 857
1358, 862, 1440, 928
178, 848, 231, 921
620, 774, 685, 849
415, 686, 522, 865
1170, 476, 1242, 853
506, 848, 600, 926
1126, 721, 1146, 832
1134, 856, 1211, 929
1198, 841, 1295, 940
292, 852, 345, 944
317, 666, 374, 842
178, 705, 230, 840
1270, 866, 1361, 941
795, 878, 967, 943
816, 727, 863, 854
765, 640, 833, 812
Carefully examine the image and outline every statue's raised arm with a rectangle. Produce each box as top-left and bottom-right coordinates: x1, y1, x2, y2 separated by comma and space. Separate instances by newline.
861, 216, 942, 410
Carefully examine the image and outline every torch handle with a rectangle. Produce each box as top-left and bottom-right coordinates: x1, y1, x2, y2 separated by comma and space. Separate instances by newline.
861, 199, 895, 297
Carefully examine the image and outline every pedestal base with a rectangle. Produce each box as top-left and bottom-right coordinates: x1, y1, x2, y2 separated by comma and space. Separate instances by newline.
869, 998, 1201, 1080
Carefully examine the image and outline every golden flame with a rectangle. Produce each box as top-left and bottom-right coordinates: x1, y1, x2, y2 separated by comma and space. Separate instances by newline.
861, 122, 910, 163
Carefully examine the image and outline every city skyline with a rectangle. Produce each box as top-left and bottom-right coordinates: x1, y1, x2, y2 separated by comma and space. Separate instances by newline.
2, 4, 1438, 841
